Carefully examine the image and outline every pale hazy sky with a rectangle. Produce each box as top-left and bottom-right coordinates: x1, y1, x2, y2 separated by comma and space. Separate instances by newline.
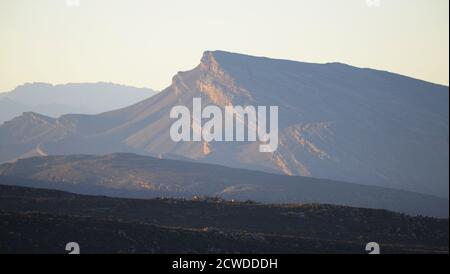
0, 0, 448, 92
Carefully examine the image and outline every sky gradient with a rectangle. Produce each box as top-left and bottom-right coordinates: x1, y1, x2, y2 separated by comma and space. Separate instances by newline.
0, 0, 448, 92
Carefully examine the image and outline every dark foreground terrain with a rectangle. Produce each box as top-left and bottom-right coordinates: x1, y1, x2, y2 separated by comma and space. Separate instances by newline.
0, 184, 448, 254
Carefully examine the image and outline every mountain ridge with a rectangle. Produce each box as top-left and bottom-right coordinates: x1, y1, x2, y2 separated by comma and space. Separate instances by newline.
207, 50, 449, 87
0, 51, 448, 198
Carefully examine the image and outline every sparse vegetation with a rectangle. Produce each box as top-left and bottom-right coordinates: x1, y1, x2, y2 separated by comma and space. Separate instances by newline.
0, 184, 448, 254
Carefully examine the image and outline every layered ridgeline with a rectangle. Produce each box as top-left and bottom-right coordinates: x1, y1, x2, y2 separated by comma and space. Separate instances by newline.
0, 51, 448, 198
0, 153, 448, 217
0, 82, 157, 124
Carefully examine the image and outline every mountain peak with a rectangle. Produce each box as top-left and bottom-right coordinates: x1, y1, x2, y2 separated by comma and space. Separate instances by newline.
21, 111, 54, 122
199, 50, 257, 72
1, 51, 448, 199
169, 50, 236, 101
200, 50, 225, 74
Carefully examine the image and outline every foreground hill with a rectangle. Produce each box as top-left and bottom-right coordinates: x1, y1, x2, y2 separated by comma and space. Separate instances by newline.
0, 51, 447, 198
0, 153, 447, 217
0, 184, 447, 254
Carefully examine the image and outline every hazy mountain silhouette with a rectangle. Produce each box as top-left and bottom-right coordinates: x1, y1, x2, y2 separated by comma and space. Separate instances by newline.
0, 82, 156, 124
0, 153, 447, 217
0, 51, 448, 198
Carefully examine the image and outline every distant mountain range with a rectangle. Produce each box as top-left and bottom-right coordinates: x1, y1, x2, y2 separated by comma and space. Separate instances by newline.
0, 51, 448, 199
0, 184, 448, 254
0, 82, 157, 124
0, 153, 447, 217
